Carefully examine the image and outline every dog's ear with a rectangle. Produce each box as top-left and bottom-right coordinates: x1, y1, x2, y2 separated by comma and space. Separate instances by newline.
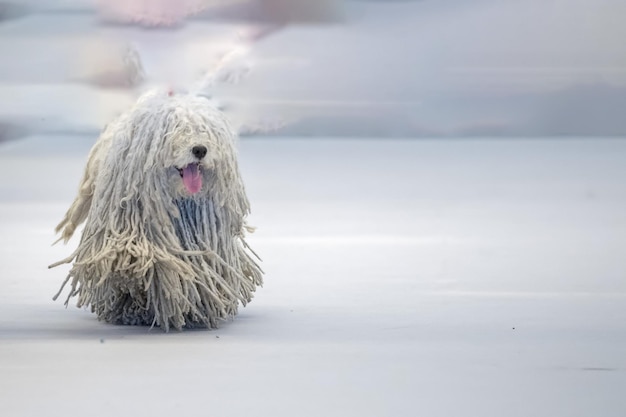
54, 132, 111, 243
54, 157, 97, 243
214, 153, 252, 235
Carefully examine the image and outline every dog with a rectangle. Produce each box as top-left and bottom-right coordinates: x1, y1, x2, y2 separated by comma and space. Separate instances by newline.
50, 88, 263, 331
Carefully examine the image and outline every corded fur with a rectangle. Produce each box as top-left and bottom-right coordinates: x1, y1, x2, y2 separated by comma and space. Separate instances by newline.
50, 88, 263, 331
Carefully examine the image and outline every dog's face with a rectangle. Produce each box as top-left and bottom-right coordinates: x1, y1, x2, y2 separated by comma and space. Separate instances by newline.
164, 131, 218, 198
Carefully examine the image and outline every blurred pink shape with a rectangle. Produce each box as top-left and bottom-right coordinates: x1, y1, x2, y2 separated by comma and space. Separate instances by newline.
97, 0, 211, 26
97, 0, 343, 26
76, 41, 145, 89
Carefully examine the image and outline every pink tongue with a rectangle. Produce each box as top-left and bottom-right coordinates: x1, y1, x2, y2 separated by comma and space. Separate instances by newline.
182, 164, 202, 194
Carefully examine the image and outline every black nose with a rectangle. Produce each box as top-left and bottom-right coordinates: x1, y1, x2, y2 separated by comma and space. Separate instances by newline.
192, 145, 207, 159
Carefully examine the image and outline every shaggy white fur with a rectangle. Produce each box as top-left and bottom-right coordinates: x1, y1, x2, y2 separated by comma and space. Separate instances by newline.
50, 88, 263, 331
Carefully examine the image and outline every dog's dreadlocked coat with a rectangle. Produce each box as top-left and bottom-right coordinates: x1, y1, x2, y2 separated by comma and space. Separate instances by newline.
50, 89, 263, 331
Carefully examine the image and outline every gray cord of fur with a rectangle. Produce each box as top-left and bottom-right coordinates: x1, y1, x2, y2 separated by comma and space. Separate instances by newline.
50, 89, 263, 331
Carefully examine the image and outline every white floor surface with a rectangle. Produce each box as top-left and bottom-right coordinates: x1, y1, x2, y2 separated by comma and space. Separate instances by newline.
0, 136, 625, 416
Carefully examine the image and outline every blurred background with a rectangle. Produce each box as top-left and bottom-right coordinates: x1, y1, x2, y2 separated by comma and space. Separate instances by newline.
1, 3, 626, 416
2, 0, 626, 141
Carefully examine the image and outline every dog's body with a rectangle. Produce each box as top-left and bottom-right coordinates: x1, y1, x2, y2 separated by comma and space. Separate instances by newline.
51, 89, 263, 331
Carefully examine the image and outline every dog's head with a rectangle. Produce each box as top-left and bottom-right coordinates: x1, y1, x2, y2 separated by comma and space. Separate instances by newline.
124, 89, 239, 200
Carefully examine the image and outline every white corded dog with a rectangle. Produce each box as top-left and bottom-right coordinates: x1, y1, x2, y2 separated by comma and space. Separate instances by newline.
50, 89, 263, 331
